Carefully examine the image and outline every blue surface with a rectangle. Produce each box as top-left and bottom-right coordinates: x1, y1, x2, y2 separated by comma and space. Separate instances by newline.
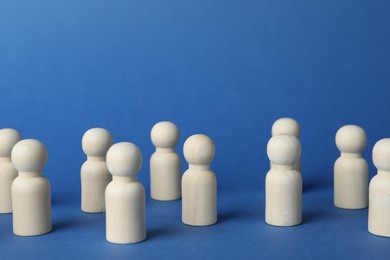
1, 0, 390, 259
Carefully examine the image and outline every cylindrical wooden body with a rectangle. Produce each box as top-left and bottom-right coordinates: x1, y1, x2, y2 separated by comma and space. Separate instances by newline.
334, 156, 368, 209
182, 169, 217, 226
12, 174, 52, 236
0, 161, 18, 213
81, 160, 112, 213
150, 151, 181, 201
368, 173, 390, 237
105, 179, 146, 244
266, 168, 302, 226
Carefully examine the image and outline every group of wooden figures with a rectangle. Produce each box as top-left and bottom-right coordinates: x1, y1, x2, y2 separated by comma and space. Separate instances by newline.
0, 118, 389, 242
0, 123, 216, 243
0, 130, 51, 236
81, 122, 216, 244
267, 119, 390, 238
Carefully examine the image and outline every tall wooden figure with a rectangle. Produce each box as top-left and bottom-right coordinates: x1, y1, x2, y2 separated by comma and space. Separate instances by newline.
81, 128, 112, 213
334, 125, 368, 209
266, 134, 302, 226
0, 128, 22, 213
182, 134, 217, 226
105, 142, 146, 244
271, 118, 301, 172
150, 121, 181, 201
368, 138, 390, 237
11, 139, 52, 236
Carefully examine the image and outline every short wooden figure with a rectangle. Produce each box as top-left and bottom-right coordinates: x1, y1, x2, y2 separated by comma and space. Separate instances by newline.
182, 134, 217, 226
266, 134, 302, 226
0, 128, 22, 213
271, 118, 301, 172
334, 125, 368, 209
150, 121, 181, 201
11, 139, 52, 236
105, 142, 146, 244
81, 128, 112, 213
368, 138, 390, 237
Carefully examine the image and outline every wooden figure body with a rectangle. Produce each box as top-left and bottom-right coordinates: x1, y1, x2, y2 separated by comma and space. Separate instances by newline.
105, 142, 146, 244
81, 128, 112, 213
11, 139, 52, 236
271, 118, 301, 172
0, 128, 22, 213
182, 134, 217, 226
368, 138, 390, 237
266, 134, 302, 226
150, 121, 181, 201
334, 125, 368, 209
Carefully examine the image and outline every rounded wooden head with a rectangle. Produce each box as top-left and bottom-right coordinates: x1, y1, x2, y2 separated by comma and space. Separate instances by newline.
373, 138, 390, 172
11, 139, 48, 172
267, 134, 301, 166
272, 118, 300, 137
336, 125, 367, 153
0, 128, 22, 157
183, 134, 215, 165
151, 121, 179, 148
106, 142, 142, 177
82, 128, 112, 157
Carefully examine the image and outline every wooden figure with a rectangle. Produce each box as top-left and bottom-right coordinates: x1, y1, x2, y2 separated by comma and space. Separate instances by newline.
182, 134, 217, 226
271, 118, 301, 172
11, 139, 52, 236
368, 138, 390, 237
81, 128, 112, 213
266, 134, 302, 226
105, 142, 146, 244
334, 125, 368, 209
150, 121, 181, 201
0, 128, 22, 213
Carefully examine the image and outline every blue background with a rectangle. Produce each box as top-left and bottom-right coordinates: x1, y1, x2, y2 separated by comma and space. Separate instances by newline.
1, 0, 390, 259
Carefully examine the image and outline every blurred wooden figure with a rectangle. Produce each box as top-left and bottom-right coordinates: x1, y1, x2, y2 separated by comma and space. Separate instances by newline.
150, 121, 181, 201
11, 139, 52, 236
334, 125, 368, 209
81, 128, 112, 213
369, 138, 390, 237
105, 142, 146, 244
0, 128, 22, 213
271, 118, 301, 172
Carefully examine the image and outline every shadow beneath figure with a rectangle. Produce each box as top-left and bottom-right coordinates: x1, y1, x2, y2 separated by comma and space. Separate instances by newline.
53, 220, 75, 232
219, 210, 258, 224
303, 176, 333, 193
303, 209, 332, 224
147, 227, 174, 241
